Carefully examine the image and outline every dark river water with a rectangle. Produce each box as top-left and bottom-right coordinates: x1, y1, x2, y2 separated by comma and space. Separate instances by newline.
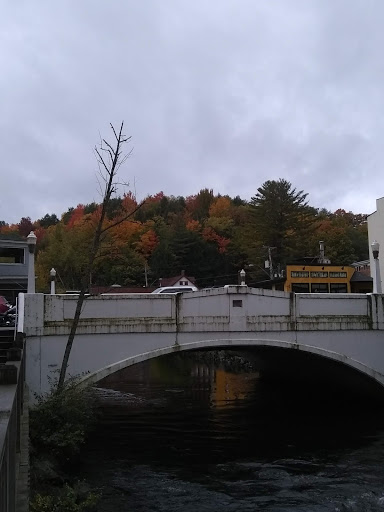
79, 351, 384, 511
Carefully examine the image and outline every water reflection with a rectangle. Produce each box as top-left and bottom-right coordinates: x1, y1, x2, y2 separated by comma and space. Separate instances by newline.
80, 350, 384, 511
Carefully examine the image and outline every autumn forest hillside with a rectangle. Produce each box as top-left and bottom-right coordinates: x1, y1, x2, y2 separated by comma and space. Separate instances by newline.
0, 180, 369, 291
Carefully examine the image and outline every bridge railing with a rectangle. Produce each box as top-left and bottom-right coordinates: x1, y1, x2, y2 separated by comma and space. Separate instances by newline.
0, 334, 26, 512
21, 289, 384, 337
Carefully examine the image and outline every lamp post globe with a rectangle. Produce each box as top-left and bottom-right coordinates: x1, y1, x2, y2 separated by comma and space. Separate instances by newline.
372, 240, 380, 259
27, 231, 37, 252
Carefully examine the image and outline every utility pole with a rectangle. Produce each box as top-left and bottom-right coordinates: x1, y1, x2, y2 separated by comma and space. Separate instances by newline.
263, 246, 276, 280
268, 247, 273, 279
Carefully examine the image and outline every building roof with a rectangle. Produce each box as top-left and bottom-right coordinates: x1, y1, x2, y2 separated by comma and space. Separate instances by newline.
287, 262, 353, 269
350, 271, 373, 282
160, 271, 196, 287
0, 234, 25, 242
351, 260, 370, 267
90, 286, 155, 294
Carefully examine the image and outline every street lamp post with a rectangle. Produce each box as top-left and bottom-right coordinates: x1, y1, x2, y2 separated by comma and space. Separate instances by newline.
27, 231, 37, 293
239, 269, 246, 286
371, 240, 382, 294
50, 268, 57, 295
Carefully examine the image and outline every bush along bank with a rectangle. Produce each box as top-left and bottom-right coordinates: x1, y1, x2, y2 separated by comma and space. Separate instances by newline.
29, 376, 100, 512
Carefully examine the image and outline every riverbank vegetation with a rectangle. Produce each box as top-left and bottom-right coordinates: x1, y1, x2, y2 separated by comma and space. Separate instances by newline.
29, 377, 100, 511
0, 180, 368, 290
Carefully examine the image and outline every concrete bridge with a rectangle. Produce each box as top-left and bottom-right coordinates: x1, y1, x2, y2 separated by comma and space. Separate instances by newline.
18, 286, 384, 397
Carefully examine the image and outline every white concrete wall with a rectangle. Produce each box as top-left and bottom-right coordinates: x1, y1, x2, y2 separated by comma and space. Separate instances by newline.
21, 288, 384, 396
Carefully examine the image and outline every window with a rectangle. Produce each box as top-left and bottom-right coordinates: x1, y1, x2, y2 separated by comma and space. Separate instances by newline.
0, 247, 24, 264
311, 283, 329, 293
232, 300, 243, 307
310, 271, 328, 278
292, 283, 310, 293
329, 272, 347, 278
330, 283, 348, 293
291, 271, 309, 278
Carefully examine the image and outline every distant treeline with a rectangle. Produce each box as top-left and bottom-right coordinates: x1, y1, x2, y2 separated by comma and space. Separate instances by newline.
0, 180, 368, 291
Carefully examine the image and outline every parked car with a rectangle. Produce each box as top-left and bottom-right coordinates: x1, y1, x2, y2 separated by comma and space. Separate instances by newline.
151, 286, 198, 294
0, 296, 11, 314
0, 304, 16, 327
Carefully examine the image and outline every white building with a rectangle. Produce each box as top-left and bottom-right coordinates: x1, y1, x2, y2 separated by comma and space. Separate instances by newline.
367, 197, 384, 291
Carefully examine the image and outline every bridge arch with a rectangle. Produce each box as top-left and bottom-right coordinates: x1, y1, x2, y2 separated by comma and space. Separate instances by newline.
79, 338, 384, 390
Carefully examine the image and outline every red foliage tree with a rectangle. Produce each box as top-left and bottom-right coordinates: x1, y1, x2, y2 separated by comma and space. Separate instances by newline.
66, 205, 85, 230
18, 217, 35, 237
202, 227, 230, 254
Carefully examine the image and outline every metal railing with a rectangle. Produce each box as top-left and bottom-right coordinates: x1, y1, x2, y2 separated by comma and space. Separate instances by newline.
0, 334, 25, 512
13, 298, 18, 342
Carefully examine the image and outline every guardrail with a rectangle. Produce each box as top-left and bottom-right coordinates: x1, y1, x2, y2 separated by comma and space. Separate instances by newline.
0, 333, 26, 512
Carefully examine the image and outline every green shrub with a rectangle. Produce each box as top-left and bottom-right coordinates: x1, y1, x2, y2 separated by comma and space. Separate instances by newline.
30, 376, 97, 465
29, 376, 101, 510
30, 482, 100, 512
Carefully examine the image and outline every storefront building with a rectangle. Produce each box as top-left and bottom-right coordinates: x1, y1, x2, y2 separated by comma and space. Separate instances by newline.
284, 264, 355, 293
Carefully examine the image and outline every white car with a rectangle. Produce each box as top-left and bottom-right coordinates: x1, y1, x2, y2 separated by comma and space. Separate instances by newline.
151, 286, 198, 294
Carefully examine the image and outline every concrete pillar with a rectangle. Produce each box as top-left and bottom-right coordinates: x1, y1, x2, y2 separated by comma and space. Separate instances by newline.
27, 232, 37, 294
374, 258, 382, 294
372, 240, 382, 294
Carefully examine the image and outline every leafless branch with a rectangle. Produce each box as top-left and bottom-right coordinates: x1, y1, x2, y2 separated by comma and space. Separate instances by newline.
94, 147, 111, 175
58, 121, 144, 390
100, 199, 146, 234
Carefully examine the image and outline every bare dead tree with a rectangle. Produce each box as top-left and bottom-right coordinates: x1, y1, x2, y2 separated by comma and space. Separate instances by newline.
58, 122, 144, 390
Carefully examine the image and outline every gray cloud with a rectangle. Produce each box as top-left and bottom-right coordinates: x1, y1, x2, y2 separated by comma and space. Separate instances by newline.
1, 0, 383, 223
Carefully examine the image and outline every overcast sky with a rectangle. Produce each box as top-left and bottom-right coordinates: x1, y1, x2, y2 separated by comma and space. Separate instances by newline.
1, 0, 383, 224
